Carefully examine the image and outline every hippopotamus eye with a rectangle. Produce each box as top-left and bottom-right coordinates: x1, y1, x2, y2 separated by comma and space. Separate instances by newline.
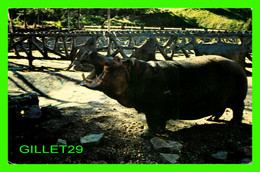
105, 61, 110, 66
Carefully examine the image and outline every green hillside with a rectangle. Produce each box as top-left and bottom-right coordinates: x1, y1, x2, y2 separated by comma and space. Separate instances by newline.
167, 8, 252, 31
103, 8, 252, 31
9, 8, 252, 31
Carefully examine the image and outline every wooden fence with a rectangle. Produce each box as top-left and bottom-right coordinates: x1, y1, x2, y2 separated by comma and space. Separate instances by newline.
8, 30, 252, 68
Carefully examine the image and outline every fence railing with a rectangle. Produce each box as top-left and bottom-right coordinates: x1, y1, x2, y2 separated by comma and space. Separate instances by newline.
8, 30, 252, 68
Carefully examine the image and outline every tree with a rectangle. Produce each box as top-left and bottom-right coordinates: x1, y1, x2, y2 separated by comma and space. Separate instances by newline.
8, 9, 13, 33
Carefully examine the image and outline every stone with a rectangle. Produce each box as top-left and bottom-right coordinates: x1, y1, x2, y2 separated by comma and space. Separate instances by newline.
241, 158, 252, 164
8, 92, 39, 107
150, 137, 183, 153
237, 146, 252, 157
8, 66, 23, 71
57, 139, 67, 145
91, 160, 107, 164
80, 133, 104, 145
211, 151, 228, 161
160, 153, 180, 164
22, 105, 42, 119
41, 106, 62, 119
8, 92, 42, 120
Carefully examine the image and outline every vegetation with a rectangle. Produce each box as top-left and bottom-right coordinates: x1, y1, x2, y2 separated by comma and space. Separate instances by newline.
8, 8, 252, 31
168, 8, 252, 31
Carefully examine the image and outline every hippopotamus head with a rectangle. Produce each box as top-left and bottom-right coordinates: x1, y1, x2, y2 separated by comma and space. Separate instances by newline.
79, 51, 131, 106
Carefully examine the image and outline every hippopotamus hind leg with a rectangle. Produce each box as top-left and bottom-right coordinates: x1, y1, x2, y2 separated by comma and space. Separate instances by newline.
206, 107, 226, 122
145, 113, 167, 133
230, 100, 244, 123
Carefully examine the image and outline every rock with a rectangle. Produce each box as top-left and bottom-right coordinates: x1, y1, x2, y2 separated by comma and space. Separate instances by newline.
91, 160, 107, 164
80, 133, 104, 145
160, 153, 180, 164
22, 105, 42, 119
211, 151, 228, 161
8, 92, 39, 107
8, 66, 23, 71
150, 137, 183, 153
57, 139, 67, 145
237, 146, 252, 158
8, 92, 42, 120
41, 106, 62, 119
241, 158, 252, 164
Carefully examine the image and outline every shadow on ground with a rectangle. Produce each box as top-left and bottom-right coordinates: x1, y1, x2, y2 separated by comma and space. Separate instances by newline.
9, 103, 252, 164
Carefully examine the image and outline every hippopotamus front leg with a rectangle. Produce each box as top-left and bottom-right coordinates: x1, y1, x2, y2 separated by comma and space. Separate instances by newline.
145, 112, 167, 133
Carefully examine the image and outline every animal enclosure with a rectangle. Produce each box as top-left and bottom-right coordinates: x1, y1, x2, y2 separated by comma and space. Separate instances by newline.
8, 29, 252, 69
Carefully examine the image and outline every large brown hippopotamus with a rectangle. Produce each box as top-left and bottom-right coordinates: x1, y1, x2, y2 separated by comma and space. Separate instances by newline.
78, 51, 248, 134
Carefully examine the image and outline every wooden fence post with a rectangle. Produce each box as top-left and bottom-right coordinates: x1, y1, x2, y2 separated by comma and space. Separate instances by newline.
28, 36, 34, 67
42, 36, 49, 59
107, 9, 111, 33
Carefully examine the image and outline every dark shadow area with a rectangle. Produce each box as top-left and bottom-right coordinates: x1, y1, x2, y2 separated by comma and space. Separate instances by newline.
8, 105, 145, 164
137, 11, 201, 28
12, 71, 51, 99
246, 70, 252, 77
165, 123, 252, 163
8, 102, 252, 164
47, 72, 82, 84
204, 8, 252, 22
8, 61, 67, 72
10, 71, 70, 104
9, 69, 91, 107
8, 76, 28, 92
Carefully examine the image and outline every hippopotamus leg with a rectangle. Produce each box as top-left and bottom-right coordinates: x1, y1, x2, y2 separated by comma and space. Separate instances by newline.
207, 109, 226, 122
230, 100, 244, 123
145, 113, 167, 133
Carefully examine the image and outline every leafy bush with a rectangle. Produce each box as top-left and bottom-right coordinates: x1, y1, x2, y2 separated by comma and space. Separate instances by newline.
81, 15, 105, 25
103, 16, 133, 26
9, 8, 252, 31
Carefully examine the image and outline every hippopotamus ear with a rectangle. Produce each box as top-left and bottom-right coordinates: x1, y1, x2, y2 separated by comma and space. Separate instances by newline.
85, 35, 98, 47
104, 56, 122, 67
113, 56, 122, 65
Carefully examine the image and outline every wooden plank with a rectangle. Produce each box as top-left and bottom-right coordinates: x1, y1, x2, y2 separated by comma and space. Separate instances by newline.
8, 31, 252, 62
8, 35, 30, 50
110, 35, 128, 58
28, 37, 34, 67
111, 49, 120, 57
246, 54, 252, 61
71, 37, 75, 50
153, 36, 171, 60
180, 47, 190, 58
45, 46, 66, 58
170, 37, 178, 58
62, 36, 69, 58
8, 30, 252, 38
14, 45, 21, 57
20, 44, 29, 56
107, 36, 112, 56
53, 36, 59, 50
162, 35, 176, 48
42, 36, 49, 59
31, 38, 45, 57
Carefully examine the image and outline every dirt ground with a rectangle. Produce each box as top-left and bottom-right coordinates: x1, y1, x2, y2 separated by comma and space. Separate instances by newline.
8, 57, 252, 164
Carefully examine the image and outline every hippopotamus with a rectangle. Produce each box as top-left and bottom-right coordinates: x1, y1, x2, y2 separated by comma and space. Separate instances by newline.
78, 51, 248, 134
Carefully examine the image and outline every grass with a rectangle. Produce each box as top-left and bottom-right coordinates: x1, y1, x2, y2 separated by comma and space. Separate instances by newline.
167, 8, 252, 31
12, 8, 252, 31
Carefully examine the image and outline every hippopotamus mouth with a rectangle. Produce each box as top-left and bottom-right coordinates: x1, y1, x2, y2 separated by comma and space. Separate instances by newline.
79, 51, 114, 89
81, 67, 106, 88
